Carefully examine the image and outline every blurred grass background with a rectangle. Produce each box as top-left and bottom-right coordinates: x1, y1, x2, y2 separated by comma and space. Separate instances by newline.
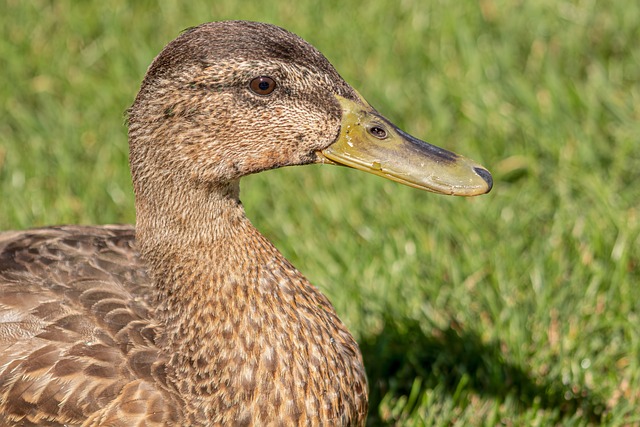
1, 0, 639, 425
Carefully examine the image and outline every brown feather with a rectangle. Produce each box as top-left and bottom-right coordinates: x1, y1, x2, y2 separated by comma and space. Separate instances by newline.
1, 21, 369, 426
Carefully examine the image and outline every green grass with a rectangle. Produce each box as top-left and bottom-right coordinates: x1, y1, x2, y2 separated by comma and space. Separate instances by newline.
2, 0, 639, 425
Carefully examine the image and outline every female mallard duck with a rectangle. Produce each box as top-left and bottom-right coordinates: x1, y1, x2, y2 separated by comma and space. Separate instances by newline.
0, 21, 491, 426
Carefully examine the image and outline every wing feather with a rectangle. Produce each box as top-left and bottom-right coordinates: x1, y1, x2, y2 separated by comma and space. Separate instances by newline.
0, 226, 177, 426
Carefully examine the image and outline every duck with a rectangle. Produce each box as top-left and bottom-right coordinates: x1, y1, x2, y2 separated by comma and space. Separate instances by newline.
0, 20, 492, 426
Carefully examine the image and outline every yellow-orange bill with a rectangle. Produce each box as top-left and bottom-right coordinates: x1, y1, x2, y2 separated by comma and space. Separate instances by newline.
318, 94, 492, 196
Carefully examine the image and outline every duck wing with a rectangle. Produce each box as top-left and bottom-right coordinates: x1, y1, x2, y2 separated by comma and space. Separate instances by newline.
0, 226, 175, 426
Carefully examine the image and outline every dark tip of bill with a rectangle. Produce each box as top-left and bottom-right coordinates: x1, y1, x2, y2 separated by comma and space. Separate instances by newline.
474, 167, 493, 192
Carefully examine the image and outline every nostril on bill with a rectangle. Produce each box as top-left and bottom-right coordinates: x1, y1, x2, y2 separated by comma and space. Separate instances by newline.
473, 167, 493, 192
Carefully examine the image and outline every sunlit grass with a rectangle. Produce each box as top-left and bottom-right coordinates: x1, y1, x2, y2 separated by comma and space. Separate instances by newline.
1, 0, 639, 425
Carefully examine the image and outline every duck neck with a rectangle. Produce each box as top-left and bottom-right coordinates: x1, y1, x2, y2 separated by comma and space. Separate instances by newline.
135, 178, 261, 328
134, 179, 367, 423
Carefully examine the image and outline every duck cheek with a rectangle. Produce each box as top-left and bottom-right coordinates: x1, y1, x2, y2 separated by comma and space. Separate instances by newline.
286, 108, 342, 155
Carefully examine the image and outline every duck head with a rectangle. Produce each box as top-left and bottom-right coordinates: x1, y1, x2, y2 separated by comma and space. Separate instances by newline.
128, 20, 492, 202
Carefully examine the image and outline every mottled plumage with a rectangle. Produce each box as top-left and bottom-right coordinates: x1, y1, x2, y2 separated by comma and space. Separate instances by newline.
0, 20, 491, 426
0, 226, 176, 426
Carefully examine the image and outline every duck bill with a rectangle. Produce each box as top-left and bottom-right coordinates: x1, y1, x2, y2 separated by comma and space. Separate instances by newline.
318, 94, 492, 196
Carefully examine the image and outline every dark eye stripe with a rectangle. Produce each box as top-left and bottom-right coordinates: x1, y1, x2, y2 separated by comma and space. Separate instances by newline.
250, 76, 276, 95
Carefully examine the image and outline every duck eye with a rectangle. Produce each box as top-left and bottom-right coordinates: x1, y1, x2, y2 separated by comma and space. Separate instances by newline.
249, 76, 276, 95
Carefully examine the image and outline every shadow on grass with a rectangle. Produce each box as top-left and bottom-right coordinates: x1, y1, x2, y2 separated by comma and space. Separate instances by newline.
361, 314, 606, 425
